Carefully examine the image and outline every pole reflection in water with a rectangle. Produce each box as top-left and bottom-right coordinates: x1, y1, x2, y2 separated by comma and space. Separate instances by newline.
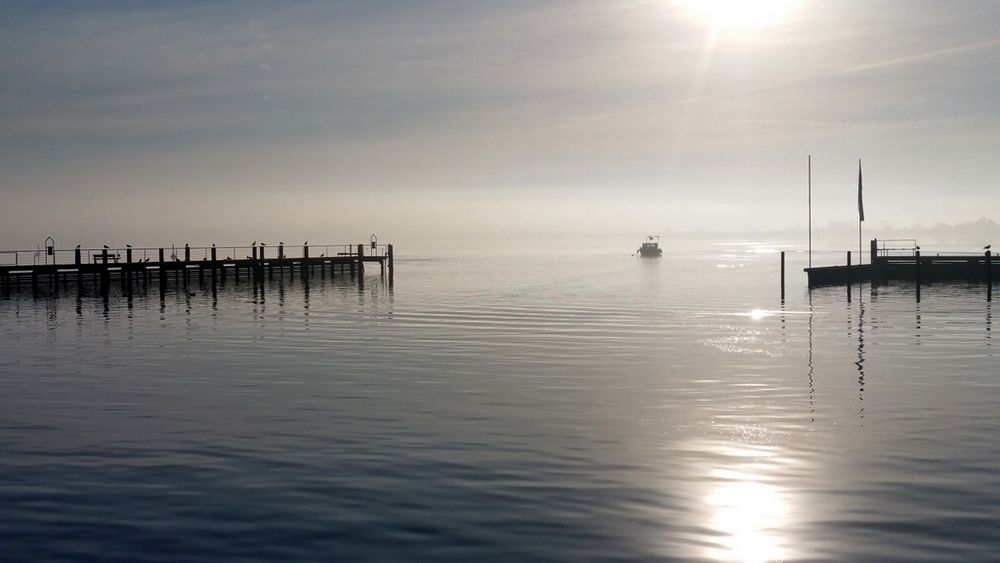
807, 294, 815, 424
856, 299, 865, 423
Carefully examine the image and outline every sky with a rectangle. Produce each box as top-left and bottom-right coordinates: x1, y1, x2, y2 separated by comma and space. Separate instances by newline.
1, 0, 999, 249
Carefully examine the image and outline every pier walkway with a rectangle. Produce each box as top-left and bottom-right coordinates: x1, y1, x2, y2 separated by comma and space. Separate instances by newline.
0, 241, 394, 297
801, 239, 995, 302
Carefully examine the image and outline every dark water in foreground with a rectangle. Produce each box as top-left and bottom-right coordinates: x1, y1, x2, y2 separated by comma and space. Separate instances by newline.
2, 243, 999, 562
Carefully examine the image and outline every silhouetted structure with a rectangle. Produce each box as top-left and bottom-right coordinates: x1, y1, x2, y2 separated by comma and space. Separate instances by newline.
805, 239, 995, 301
0, 241, 394, 298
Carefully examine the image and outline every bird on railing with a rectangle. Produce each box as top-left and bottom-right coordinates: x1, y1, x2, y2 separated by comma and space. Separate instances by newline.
252, 240, 256, 246
985, 244, 992, 250
103, 245, 109, 249
304, 241, 308, 245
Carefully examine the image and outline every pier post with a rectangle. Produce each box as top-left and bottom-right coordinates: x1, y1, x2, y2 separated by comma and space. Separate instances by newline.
388, 243, 394, 286
278, 243, 284, 260
987, 250, 992, 302
357, 244, 365, 277
159, 248, 166, 288
100, 248, 110, 297
780, 251, 786, 301
915, 250, 921, 303
124, 247, 133, 295
870, 239, 879, 287
183, 244, 190, 285
251, 244, 259, 284
211, 245, 218, 289
846, 251, 852, 302
75, 247, 82, 266
302, 244, 309, 278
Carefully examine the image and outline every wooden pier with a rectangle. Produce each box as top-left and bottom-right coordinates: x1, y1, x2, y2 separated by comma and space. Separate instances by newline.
0, 241, 394, 298
803, 239, 995, 301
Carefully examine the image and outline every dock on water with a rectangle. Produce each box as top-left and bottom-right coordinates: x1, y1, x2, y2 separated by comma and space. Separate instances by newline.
0, 239, 394, 298
802, 238, 995, 301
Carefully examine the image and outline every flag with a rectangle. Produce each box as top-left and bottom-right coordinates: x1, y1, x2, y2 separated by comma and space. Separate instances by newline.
857, 159, 865, 222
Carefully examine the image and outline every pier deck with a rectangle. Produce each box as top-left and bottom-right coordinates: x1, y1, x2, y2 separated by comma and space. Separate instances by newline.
805, 239, 995, 288
0, 242, 394, 297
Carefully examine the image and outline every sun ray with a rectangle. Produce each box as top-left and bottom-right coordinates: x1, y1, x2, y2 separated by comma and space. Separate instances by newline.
674, 0, 800, 32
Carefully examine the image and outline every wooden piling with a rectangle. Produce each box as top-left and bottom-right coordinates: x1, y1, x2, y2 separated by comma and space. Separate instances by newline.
302, 244, 309, 278
357, 244, 365, 276
987, 250, 993, 302
915, 249, 922, 302
183, 244, 191, 285
126, 247, 134, 294
100, 248, 110, 297
870, 239, 879, 287
158, 247, 166, 279
846, 251, 852, 302
388, 243, 394, 286
780, 251, 786, 301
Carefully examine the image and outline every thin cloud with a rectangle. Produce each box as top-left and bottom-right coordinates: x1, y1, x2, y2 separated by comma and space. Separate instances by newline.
835, 37, 1000, 75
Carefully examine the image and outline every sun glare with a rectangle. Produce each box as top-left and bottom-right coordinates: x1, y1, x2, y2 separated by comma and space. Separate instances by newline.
675, 0, 799, 31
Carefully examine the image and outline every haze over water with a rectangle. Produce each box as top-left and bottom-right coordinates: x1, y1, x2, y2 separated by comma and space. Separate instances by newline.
2, 241, 998, 561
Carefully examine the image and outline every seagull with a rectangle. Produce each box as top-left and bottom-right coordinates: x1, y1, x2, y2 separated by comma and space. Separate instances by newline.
304, 241, 308, 245
279, 241, 284, 245
252, 240, 256, 246
985, 244, 991, 250
75, 244, 80, 249
126, 244, 132, 248
103, 245, 109, 249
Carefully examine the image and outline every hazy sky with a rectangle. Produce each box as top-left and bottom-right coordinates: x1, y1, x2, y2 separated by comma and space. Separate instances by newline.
2, 0, 999, 247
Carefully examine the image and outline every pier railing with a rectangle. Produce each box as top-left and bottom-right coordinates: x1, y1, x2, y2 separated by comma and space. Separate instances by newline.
0, 243, 392, 268
876, 239, 918, 257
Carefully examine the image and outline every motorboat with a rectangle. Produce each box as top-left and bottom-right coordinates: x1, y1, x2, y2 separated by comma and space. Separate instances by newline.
637, 235, 662, 257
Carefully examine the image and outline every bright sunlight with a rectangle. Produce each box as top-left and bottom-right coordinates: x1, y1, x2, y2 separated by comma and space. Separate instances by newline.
675, 0, 799, 31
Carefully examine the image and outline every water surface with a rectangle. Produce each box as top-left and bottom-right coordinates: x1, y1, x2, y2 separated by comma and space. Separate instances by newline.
2, 243, 998, 561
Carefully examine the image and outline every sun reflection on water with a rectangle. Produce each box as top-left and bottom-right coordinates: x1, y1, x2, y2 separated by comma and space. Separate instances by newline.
702, 444, 790, 563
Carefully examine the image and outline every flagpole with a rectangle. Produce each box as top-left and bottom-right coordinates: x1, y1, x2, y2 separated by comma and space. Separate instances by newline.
808, 154, 812, 269
858, 159, 864, 266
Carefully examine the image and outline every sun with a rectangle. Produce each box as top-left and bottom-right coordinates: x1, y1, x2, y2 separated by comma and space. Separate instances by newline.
675, 0, 799, 31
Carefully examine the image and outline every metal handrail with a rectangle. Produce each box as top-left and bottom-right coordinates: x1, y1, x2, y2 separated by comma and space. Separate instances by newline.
877, 238, 918, 257
0, 243, 391, 267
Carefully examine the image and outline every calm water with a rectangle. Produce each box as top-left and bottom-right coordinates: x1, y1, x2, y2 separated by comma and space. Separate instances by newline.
2, 242, 998, 562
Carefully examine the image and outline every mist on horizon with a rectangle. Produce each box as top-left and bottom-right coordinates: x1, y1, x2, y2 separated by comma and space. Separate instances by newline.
2, 1, 999, 250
